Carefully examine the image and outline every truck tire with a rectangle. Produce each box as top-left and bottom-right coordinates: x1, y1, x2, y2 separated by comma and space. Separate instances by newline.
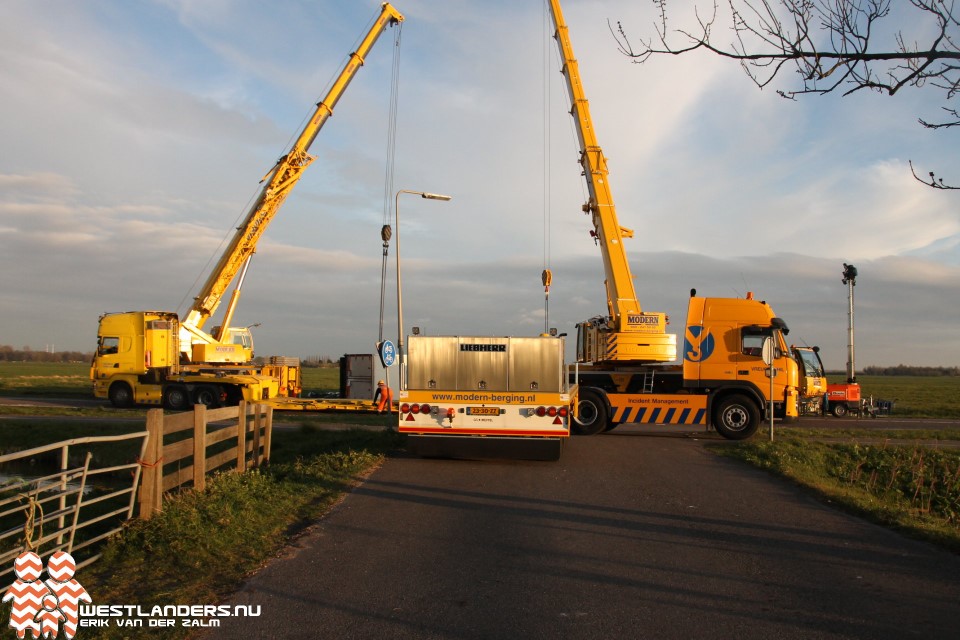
193, 385, 221, 409
713, 394, 760, 440
108, 382, 134, 408
572, 389, 608, 436
831, 403, 848, 418
163, 385, 190, 411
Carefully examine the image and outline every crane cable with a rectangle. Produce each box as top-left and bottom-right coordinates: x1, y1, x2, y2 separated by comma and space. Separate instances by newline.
542, 1, 553, 335
378, 20, 403, 344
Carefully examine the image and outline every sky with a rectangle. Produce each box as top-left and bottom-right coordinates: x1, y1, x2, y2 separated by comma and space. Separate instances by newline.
1, 0, 958, 371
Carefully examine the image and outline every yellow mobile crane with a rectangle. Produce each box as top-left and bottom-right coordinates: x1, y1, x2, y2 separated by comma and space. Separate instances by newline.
548, 1, 676, 366
548, 0, 800, 439
91, 3, 404, 410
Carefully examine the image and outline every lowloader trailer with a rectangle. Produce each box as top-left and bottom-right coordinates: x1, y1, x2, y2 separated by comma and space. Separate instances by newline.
399, 335, 577, 461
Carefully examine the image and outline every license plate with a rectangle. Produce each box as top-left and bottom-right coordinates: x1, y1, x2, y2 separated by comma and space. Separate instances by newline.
467, 406, 500, 416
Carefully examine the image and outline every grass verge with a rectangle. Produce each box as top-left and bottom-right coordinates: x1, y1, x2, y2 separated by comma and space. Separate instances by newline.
1, 425, 402, 640
712, 432, 960, 553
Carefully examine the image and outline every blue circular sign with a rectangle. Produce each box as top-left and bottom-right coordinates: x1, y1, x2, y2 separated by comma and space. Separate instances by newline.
379, 340, 397, 367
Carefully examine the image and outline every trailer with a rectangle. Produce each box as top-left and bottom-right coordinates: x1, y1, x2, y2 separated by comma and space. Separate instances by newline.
399, 335, 577, 461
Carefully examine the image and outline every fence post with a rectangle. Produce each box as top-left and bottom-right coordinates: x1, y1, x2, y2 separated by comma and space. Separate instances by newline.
57, 444, 69, 546
193, 404, 207, 492
252, 407, 262, 468
139, 409, 165, 519
263, 405, 273, 464
236, 400, 248, 472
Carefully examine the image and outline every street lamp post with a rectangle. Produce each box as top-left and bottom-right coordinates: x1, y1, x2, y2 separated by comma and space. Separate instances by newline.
395, 190, 452, 389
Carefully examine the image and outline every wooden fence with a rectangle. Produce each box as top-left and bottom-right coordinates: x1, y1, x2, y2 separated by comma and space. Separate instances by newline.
138, 401, 273, 518
1, 402, 271, 578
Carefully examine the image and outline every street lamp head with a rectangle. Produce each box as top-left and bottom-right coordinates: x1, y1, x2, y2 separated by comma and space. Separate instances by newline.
394, 188, 452, 390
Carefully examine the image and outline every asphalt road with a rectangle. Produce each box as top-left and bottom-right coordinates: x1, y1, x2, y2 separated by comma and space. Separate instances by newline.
206, 428, 960, 640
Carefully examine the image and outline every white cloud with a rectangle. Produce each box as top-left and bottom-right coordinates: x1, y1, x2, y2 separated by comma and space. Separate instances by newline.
0, 0, 956, 371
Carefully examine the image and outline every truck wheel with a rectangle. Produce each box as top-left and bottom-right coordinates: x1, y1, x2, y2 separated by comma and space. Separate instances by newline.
163, 385, 190, 411
572, 389, 608, 436
831, 403, 848, 418
108, 382, 134, 408
193, 385, 221, 409
713, 394, 760, 440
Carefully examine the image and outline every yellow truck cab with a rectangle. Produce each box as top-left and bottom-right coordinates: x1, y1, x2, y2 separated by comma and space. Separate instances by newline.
792, 345, 828, 416
684, 292, 799, 426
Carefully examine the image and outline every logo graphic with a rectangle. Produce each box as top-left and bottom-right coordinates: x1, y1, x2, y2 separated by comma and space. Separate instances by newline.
3, 551, 91, 640
683, 325, 715, 362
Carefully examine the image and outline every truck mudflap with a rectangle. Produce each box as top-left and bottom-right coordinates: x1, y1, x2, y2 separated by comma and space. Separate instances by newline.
406, 435, 564, 461
607, 394, 708, 426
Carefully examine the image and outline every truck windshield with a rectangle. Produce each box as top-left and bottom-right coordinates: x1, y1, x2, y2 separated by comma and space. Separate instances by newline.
99, 337, 119, 355
796, 349, 824, 377
230, 330, 252, 349
742, 326, 779, 358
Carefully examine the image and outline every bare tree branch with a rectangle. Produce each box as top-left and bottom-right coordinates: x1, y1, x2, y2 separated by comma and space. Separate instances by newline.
613, 0, 959, 187
910, 160, 960, 189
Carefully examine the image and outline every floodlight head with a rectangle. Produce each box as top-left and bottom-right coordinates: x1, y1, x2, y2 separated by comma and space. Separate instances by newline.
842, 263, 858, 285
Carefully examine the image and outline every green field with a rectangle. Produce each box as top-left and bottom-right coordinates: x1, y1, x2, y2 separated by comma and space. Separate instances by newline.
0, 362, 343, 396
301, 365, 340, 395
828, 374, 960, 418
0, 361, 92, 396
2, 363, 957, 419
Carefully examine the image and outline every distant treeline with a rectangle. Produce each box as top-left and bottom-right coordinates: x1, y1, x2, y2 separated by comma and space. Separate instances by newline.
302, 356, 339, 367
3, 345, 955, 375
0, 347, 344, 365
860, 365, 960, 377
0, 345, 92, 362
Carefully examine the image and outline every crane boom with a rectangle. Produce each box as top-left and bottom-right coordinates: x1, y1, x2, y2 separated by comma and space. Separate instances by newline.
183, 3, 405, 338
546, 0, 675, 363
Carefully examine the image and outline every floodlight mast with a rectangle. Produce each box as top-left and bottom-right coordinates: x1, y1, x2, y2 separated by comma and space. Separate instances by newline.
842, 263, 858, 383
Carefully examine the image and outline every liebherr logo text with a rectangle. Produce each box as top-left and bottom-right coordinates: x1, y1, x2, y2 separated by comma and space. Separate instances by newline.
460, 344, 507, 352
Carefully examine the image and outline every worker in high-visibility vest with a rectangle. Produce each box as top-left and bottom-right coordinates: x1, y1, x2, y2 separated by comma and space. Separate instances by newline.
374, 380, 394, 414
